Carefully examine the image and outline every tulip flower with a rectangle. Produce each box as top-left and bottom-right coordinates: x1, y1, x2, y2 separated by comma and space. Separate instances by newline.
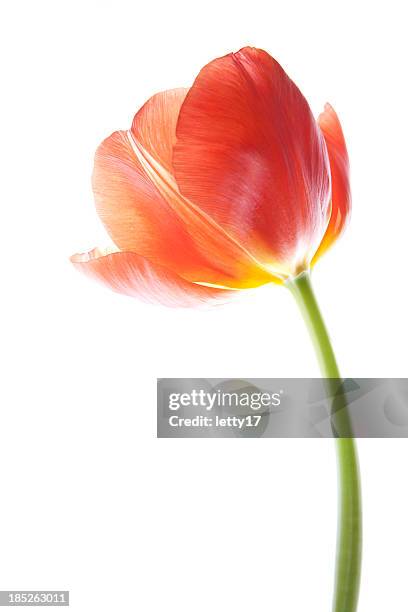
72, 47, 361, 612
71, 47, 350, 304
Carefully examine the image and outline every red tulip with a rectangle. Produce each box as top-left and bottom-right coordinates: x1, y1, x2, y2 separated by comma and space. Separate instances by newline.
71, 48, 361, 612
71, 47, 351, 306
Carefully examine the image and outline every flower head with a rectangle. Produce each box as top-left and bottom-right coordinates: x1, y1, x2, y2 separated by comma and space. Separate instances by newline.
71, 47, 350, 306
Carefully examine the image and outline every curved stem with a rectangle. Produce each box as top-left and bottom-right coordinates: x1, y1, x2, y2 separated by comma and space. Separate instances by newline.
287, 271, 362, 612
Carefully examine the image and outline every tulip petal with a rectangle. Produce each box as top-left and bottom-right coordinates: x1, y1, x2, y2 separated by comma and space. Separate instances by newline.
312, 104, 351, 263
173, 47, 331, 276
93, 94, 278, 288
70, 248, 233, 307
131, 88, 188, 173
94, 89, 212, 280
93, 128, 208, 275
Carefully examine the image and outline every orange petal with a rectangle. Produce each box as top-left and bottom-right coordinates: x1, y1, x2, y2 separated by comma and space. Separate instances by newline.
173, 47, 331, 277
312, 104, 351, 263
70, 248, 233, 307
131, 88, 188, 173
93, 94, 277, 288
94, 89, 211, 279
93, 128, 208, 274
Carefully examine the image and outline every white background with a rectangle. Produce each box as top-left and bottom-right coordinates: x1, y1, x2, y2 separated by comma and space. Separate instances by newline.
1, 1, 408, 610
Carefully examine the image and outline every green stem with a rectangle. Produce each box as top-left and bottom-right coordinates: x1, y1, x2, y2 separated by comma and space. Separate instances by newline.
287, 271, 362, 612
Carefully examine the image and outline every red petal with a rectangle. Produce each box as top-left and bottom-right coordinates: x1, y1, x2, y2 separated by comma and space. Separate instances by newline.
312, 104, 351, 263
70, 248, 233, 307
93, 92, 276, 288
173, 47, 331, 276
